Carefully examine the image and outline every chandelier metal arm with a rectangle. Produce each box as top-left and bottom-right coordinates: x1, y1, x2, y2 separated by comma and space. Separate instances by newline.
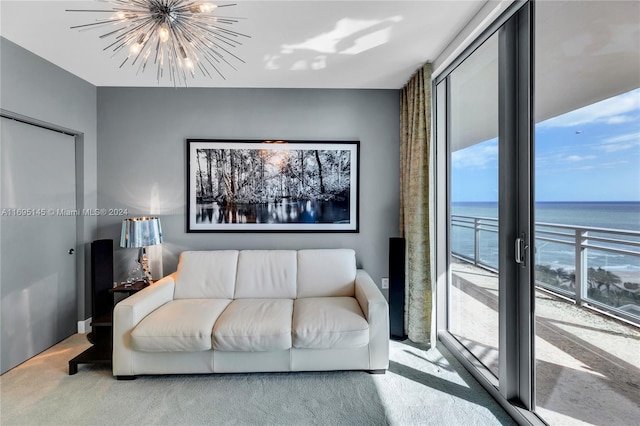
175, 27, 242, 68
102, 19, 151, 43
182, 19, 248, 50
192, 22, 250, 42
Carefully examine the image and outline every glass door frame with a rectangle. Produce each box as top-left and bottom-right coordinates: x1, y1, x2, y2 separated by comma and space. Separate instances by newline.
433, 1, 542, 424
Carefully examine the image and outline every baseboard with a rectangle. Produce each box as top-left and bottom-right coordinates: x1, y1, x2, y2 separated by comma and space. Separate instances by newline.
77, 318, 92, 334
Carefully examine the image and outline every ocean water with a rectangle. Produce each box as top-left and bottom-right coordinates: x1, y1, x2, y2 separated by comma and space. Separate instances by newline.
452, 201, 640, 231
451, 202, 640, 279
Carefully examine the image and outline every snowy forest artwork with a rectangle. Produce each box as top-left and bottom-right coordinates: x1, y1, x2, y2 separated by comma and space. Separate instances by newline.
187, 140, 359, 232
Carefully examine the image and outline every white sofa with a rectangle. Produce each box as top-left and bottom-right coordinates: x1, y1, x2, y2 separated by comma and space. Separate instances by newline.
113, 249, 389, 379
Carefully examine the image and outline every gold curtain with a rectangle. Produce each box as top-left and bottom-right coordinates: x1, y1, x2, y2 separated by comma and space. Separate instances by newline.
399, 63, 432, 343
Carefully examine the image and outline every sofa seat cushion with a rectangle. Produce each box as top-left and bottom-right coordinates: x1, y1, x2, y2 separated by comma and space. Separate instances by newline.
131, 299, 231, 352
213, 299, 293, 352
293, 297, 369, 349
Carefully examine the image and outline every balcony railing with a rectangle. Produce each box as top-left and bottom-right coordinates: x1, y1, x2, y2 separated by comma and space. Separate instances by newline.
451, 215, 640, 325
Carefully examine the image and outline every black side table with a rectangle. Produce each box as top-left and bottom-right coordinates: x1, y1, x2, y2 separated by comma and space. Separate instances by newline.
68, 280, 149, 375
111, 280, 150, 295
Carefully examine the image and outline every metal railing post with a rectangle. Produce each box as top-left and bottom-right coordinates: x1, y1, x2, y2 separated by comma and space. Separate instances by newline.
575, 229, 587, 306
474, 218, 480, 266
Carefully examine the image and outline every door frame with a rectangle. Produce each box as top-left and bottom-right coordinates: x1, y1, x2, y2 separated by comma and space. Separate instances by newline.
497, 2, 535, 408
433, 1, 542, 424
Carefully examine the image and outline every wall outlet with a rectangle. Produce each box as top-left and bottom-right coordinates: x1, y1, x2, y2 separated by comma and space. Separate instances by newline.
381, 278, 389, 289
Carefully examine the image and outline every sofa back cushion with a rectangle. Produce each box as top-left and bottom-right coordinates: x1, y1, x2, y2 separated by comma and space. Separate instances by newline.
235, 250, 297, 299
174, 251, 238, 299
297, 249, 357, 298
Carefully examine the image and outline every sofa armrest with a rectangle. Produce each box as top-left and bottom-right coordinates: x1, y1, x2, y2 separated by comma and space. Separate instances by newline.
355, 270, 389, 370
112, 273, 175, 376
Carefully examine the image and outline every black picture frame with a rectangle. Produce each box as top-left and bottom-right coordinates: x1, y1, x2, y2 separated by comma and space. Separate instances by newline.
186, 139, 359, 233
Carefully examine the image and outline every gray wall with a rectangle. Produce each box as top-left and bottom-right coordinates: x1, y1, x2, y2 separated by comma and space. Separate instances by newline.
97, 87, 400, 292
0, 37, 98, 321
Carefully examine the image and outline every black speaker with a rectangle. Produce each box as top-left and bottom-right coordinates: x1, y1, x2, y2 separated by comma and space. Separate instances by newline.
389, 237, 407, 340
90, 239, 114, 334
69, 239, 115, 374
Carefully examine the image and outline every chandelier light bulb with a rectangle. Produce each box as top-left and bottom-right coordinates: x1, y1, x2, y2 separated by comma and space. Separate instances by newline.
114, 11, 126, 20
198, 3, 217, 13
185, 58, 195, 70
129, 42, 143, 56
158, 23, 170, 43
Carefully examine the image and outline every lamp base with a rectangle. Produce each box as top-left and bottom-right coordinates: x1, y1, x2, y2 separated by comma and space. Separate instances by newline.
138, 246, 152, 282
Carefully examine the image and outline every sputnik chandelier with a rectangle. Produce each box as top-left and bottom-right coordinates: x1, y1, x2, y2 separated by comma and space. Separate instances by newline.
68, 1, 249, 86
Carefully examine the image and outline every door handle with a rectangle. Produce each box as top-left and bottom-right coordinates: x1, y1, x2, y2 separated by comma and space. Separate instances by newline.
68, 248, 75, 255
515, 234, 527, 266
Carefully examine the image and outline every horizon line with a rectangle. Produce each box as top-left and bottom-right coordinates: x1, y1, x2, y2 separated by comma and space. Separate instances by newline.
451, 200, 640, 203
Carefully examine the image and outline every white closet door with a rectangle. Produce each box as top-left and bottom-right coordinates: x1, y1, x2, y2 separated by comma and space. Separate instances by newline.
1, 117, 77, 374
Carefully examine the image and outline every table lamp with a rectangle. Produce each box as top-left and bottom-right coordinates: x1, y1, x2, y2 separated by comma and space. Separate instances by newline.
120, 217, 163, 282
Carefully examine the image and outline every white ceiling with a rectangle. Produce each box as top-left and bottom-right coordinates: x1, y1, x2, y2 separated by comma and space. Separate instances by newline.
447, 0, 640, 151
0, 0, 486, 88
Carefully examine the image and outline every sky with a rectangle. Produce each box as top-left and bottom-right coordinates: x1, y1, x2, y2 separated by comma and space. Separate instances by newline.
451, 88, 640, 203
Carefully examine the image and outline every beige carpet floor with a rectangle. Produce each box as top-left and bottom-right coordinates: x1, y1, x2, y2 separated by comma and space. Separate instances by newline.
0, 334, 514, 425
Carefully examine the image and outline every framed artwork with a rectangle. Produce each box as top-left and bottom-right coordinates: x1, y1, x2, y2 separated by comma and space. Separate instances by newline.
186, 139, 359, 232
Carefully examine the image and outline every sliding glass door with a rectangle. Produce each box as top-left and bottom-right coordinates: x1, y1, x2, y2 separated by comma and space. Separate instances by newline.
533, 1, 640, 424
448, 32, 500, 378
435, 2, 536, 421
436, 1, 639, 424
